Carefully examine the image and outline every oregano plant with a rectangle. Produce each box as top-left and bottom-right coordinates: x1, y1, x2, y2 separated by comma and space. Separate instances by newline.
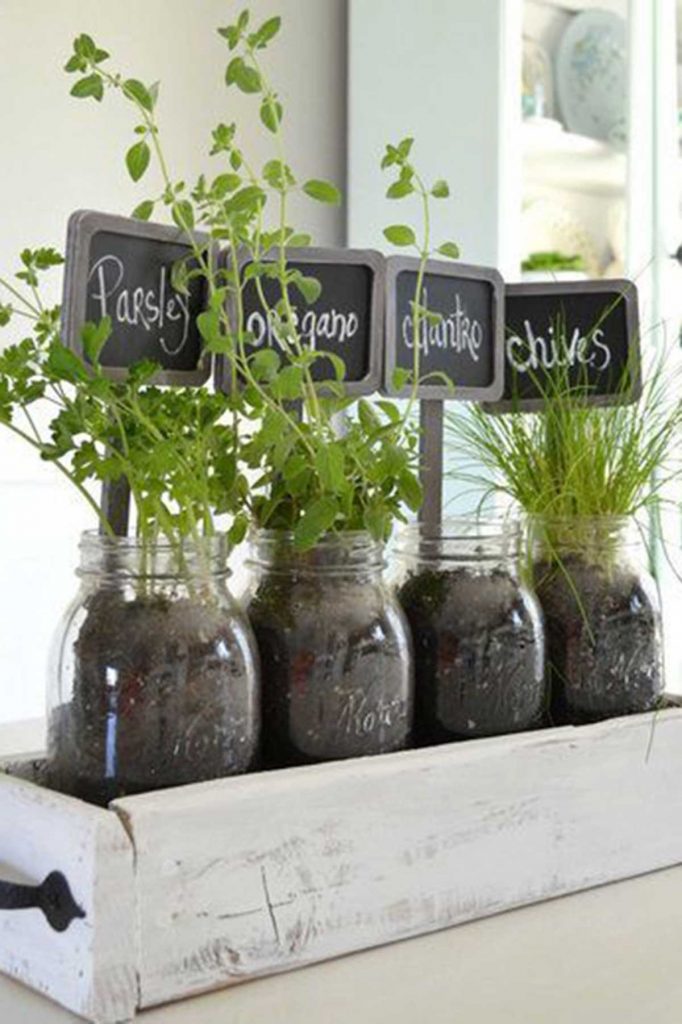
63, 7, 462, 548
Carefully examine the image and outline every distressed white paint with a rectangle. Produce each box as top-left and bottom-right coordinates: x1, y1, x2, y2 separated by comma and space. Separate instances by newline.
3, 707, 682, 1020
111, 707, 682, 1009
0, 771, 136, 1023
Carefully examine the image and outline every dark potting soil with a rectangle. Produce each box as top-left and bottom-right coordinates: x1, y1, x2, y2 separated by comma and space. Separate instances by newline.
398, 567, 546, 743
48, 589, 260, 805
246, 575, 413, 767
535, 556, 663, 724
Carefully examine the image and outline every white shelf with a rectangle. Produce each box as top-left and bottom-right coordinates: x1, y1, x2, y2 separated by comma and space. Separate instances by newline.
523, 121, 627, 196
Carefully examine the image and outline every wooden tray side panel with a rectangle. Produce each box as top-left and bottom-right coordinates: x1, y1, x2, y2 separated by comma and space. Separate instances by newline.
114, 709, 682, 1009
0, 773, 137, 1023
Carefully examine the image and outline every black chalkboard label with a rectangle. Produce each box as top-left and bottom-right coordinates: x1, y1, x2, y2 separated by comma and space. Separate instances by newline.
62, 210, 211, 385
383, 257, 504, 401
216, 247, 384, 397
486, 280, 641, 412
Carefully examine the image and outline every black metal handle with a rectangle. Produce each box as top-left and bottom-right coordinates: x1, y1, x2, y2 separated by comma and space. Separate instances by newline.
672, 245, 682, 265
0, 871, 85, 932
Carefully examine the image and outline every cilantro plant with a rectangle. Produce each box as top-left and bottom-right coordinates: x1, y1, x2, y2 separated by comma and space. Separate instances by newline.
0, 251, 242, 549
64, 8, 462, 549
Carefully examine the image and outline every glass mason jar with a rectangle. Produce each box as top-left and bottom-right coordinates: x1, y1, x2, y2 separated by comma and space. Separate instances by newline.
47, 532, 260, 805
394, 518, 546, 742
531, 515, 664, 723
244, 530, 414, 767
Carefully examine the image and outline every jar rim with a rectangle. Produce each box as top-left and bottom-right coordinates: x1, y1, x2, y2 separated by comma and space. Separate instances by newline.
248, 528, 382, 544
77, 530, 231, 580
395, 514, 521, 542
80, 529, 231, 550
246, 528, 385, 574
527, 513, 636, 525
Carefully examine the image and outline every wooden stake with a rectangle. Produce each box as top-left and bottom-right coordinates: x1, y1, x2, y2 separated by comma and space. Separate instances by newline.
100, 477, 131, 537
418, 399, 443, 527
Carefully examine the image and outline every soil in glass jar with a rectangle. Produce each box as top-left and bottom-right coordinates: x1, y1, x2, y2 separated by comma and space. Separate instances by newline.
534, 538, 663, 723
395, 521, 546, 743
245, 531, 414, 767
47, 534, 260, 805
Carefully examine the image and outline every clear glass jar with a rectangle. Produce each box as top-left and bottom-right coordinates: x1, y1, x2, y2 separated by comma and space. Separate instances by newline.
244, 530, 414, 767
47, 532, 260, 805
394, 517, 546, 742
531, 515, 663, 723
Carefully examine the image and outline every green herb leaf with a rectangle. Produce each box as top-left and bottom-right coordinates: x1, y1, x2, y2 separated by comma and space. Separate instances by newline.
315, 444, 346, 493
46, 343, 89, 383
437, 241, 461, 259
398, 137, 414, 158
0, 304, 12, 327
81, 317, 112, 364
386, 179, 413, 199
263, 159, 295, 190
383, 224, 416, 247
431, 180, 450, 198
293, 496, 339, 549
70, 74, 104, 101
225, 56, 261, 93
302, 179, 341, 205
250, 348, 280, 382
123, 79, 153, 111
363, 502, 388, 540
77, 34, 96, 58
287, 233, 312, 248
197, 310, 222, 348
381, 145, 399, 169
64, 55, 84, 74
131, 199, 155, 221
391, 367, 411, 391
126, 140, 151, 182
251, 16, 281, 48
217, 25, 240, 49
228, 513, 249, 546
260, 97, 283, 133
33, 248, 64, 270
293, 275, 322, 305
398, 469, 423, 511
212, 172, 241, 197
272, 365, 304, 400
172, 200, 194, 230
358, 398, 381, 434
227, 185, 266, 214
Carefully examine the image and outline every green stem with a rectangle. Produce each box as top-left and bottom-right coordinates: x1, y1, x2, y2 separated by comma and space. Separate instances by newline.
0, 277, 40, 317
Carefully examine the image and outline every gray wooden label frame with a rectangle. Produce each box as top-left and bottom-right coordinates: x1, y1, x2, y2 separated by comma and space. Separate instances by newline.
215, 246, 385, 398
484, 278, 642, 414
61, 210, 212, 387
382, 256, 505, 402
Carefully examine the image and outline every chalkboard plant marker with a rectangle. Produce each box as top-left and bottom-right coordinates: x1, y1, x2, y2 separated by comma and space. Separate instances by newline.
0, 250, 260, 804
217, 245, 385, 397
446, 330, 682, 724
486, 278, 641, 413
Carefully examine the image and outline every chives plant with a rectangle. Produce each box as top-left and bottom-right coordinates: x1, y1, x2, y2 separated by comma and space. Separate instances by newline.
445, 321, 682, 723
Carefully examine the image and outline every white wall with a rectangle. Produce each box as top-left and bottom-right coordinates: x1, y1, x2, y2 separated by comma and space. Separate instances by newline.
0, 0, 347, 723
348, 0, 520, 272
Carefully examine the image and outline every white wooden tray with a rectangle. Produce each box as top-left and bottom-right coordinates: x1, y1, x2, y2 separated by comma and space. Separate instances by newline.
2, 706, 682, 1023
